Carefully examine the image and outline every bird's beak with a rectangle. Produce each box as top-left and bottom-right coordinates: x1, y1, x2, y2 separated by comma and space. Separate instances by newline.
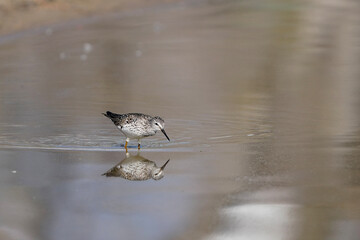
160, 159, 170, 170
161, 129, 170, 141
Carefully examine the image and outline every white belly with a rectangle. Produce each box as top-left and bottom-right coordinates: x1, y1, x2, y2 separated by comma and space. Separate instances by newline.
118, 125, 155, 139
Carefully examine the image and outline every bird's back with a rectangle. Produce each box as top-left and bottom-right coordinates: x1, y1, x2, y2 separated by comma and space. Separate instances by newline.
103, 112, 152, 125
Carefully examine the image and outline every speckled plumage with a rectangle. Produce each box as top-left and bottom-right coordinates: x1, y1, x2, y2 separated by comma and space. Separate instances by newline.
103, 111, 170, 149
102, 153, 170, 181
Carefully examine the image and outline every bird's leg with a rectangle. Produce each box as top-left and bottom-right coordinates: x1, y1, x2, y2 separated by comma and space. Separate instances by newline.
125, 138, 129, 153
137, 139, 141, 150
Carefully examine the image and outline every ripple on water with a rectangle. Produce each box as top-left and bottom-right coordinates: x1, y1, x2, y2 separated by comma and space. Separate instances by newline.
0, 104, 272, 151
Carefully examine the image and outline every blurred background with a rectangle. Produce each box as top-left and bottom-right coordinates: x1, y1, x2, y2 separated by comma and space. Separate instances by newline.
0, 0, 360, 239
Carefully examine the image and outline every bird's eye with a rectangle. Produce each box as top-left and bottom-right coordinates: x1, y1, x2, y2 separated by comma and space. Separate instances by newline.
155, 123, 159, 126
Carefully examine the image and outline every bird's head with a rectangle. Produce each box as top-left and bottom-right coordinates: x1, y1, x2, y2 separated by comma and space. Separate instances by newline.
151, 116, 170, 141
151, 159, 170, 180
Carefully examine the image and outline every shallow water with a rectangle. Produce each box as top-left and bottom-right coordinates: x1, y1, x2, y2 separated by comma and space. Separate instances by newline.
1, 0, 360, 239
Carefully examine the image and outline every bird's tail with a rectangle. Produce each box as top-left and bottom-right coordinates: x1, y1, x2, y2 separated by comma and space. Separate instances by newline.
102, 165, 122, 177
101, 171, 113, 177
102, 111, 118, 119
101, 172, 111, 177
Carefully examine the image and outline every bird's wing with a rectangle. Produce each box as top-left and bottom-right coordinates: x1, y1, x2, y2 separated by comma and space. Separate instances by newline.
125, 113, 152, 125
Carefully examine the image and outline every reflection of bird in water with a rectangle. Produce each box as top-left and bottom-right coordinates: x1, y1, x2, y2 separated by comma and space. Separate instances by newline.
102, 111, 170, 151
102, 152, 170, 181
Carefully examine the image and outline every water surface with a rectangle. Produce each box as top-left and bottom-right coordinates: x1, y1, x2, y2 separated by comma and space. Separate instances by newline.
1, 0, 360, 239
